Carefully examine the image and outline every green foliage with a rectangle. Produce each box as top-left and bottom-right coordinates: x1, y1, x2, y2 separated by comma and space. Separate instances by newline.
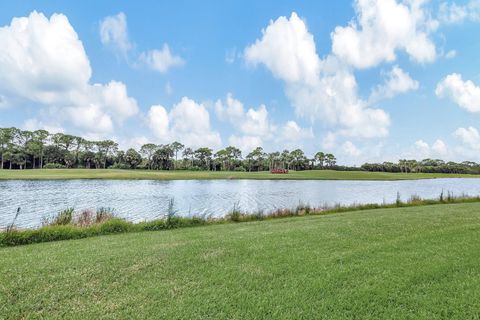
99, 218, 132, 234
96, 207, 115, 223
2, 125, 480, 174
50, 208, 74, 226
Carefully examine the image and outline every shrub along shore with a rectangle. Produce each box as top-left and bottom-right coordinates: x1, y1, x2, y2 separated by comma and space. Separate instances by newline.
2, 192, 480, 247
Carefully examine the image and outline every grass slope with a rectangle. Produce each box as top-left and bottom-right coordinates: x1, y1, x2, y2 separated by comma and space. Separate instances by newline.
1, 168, 480, 180
1, 203, 480, 319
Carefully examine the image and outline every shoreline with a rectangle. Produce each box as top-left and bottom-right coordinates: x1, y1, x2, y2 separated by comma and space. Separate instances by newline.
1, 168, 480, 181
2, 194, 480, 247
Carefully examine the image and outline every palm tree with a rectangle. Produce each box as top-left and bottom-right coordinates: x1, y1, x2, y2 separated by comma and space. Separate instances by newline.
182, 147, 194, 169
170, 141, 184, 169
325, 154, 336, 167
280, 150, 292, 170
194, 147, 213, 170
290, 149, 306, 171
314, 151, 326, 168
0, 127, 15, 169
246, 147, 266, 171
32, 130, 49, 168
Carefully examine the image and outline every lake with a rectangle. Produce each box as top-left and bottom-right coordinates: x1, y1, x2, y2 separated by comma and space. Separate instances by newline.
1, 178, 480, 229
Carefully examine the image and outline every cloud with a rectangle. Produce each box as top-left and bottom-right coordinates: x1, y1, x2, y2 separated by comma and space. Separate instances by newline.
215, 93, 275, 138
454, 126, 480, 149
165, 82, 173, 95
225, 48, 237, 64
215, 93, 313, 151
215, 93, 245, 122
413, 139, 447, 157
0, 11, 139, 135
341, 141, 361, 157
119, 136, 152, 150
438, 0, 480, 24
99, 12, 131, 55
322, 132, 337, 150
369, 65, 419, 103
445, 49, 457, 59
431, 139, 448, 154
148, 105, 170, 139
244, 12, 320, 85
139, 44, 185, 74
244, 13, 390, 139
228, 135, 263, 152
23, 118, 64, 134
331, 0, 438, 69
279, 121, 314, 142
435, 73, 480, 112
99, 13, 184, 74
0, 95, 8, 109
399, 139, 448, 160
147, 97, 222, 149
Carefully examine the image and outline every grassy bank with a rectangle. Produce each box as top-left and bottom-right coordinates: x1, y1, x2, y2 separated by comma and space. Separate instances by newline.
2, 194, 480, 247
2, 202, 480, 319
1, 168, 480, 180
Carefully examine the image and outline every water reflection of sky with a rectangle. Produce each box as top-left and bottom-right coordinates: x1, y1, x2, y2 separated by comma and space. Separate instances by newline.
1, 178, 480, 229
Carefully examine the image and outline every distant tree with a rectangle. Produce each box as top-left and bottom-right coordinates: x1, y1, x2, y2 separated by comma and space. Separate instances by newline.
0, 127, 15, 169
170, 141, 184, 169
290, 149, 307, 171
182, 147, 194, 169
32, 130, 49, 168
281, 150, 292, 170
152, 144, 174, 170
325, 153, 336, 167
315, 152, 326, 168
215, 149, 229, 171
125, 148, 142, 169
194, 147, 213, 170
96, 140, 118, 169
140, 143, 157, 170
246, 147, 266, 171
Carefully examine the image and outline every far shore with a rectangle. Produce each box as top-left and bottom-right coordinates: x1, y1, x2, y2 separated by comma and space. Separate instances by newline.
1, 168, 480, 181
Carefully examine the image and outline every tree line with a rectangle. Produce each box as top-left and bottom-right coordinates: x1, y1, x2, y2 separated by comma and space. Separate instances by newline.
361, 159, 480, 174
0, 127, 337, 171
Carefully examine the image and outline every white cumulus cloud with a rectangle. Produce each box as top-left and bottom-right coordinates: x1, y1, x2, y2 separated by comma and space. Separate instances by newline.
438, 0, 480, 24
408, 139, 448, 159
244, 12, 320, 85
147, 97, 221, 149
99, 12, 131, 55
331, 0, 438, 69
0, 11, 139, 135
215, 93, 313, 151
244, 13, 390, 139
369, 65, 419, 103
454, 127, 480, 149
100, 13, 184, 74
139, 44, 185, 74
228, 135, 263, 153
436, 73, 480, 112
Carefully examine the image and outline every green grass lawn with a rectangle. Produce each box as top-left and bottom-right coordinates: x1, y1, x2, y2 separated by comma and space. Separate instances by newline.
1, 168, 479, 180
1, 203, 480, 319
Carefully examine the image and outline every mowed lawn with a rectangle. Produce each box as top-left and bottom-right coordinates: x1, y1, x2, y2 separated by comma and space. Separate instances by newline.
1, 168, 480, 180
1, 203, 480, 319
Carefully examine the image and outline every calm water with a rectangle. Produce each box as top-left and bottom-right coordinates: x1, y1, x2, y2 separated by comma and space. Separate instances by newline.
1, 178, 480, 229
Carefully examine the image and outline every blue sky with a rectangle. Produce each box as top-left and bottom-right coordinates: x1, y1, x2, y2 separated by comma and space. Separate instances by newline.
1, 0, 480, 164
